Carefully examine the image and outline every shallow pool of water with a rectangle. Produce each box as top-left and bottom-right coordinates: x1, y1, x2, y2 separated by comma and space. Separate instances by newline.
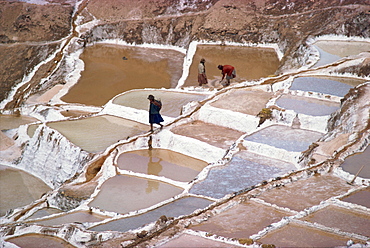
244, 125, 323, 152
61, 44, 185, 106
341, 145, 370, 179
117, 149, 208, 182
159, 233, 232, 247
32, 211, 107, 226
190, 151, 295, 199
258, 222, 354, 247
47, 115, 148, 153
289, 76, 356, 97
276, 94, 339, 116
0, 164, 51, 217
257, 174, 353, 212
184, 45, 280, 87
210, 89, 273, 116
0, 114, 39, 131
341, 187, 370, 209
6, 234, 75, 248
90, 196, 213, 232
191, 200, 292, 239
112, 90, 209, 118
88, 175, 183, 214
302, 205, 370, 237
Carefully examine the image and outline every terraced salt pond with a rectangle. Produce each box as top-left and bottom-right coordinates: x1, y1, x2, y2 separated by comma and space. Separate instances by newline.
289, 76, 362, 97
90, 196, 213, 232
112, 90, 210, 118
190, 151, 296, 199
117, 149, 208, 182
340, 145, 370, 179
6, 234, 75, 248
88, 175, 183, 214
276, 94, 340, 116
61, 44, 185, 106
244, 125, 323, 153
0, 164, 51, 217
47, 115, 148, 153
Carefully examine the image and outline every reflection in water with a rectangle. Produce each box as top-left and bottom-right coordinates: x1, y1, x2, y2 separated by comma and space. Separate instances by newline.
117, 148, 208, 182
146, 150, 162, 193
61, 44, 184, 106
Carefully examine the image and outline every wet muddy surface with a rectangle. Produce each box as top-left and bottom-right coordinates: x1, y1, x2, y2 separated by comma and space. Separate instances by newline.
47, 115, 148, 153
0, 164, 51, 217
244, 125, 323, 152
117, 149, 208, 182
184, 45, 280, 87
61, 44, 185, 106
112, 90, 209, 118
90, 196, 213, 232
88, 175, 183, 214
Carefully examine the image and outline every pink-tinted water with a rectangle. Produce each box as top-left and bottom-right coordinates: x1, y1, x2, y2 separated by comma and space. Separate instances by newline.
33, 211, 107, 226
88, 175, 183, 214
341, 187, 370, 209
117, 149, 208, 182
258, 222, 355, 247
210, 89, 273, 116
191, 201, 291, 239
302, 205, 370, 237
257, 174, 353, 212
61, 44, 184, 106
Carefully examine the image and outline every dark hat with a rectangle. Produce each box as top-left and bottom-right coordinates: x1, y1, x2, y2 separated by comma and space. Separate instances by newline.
147, 95, 154, 100
218, 65, 223, 70
200, 58, 206, 63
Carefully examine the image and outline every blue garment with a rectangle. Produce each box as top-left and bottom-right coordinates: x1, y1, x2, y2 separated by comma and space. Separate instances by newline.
149, 101, 164, 124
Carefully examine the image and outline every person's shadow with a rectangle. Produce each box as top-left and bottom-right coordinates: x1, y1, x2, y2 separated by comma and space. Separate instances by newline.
146, 151, 163, 193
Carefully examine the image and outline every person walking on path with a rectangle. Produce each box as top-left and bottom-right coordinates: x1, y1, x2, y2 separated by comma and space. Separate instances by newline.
198, 58, 208, 86
218, 64, 236, 87
148, 94, 164, 132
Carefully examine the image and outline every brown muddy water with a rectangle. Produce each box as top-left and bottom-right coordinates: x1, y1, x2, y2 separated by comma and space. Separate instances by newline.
0, 164, 51, 217
117, 149, 208, 182
61, 44, 185, 106
184, 45, 280, 87
6, 234, 75, 248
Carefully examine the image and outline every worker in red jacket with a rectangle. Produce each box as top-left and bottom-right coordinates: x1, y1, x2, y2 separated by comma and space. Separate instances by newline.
218, 64, 236, 87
